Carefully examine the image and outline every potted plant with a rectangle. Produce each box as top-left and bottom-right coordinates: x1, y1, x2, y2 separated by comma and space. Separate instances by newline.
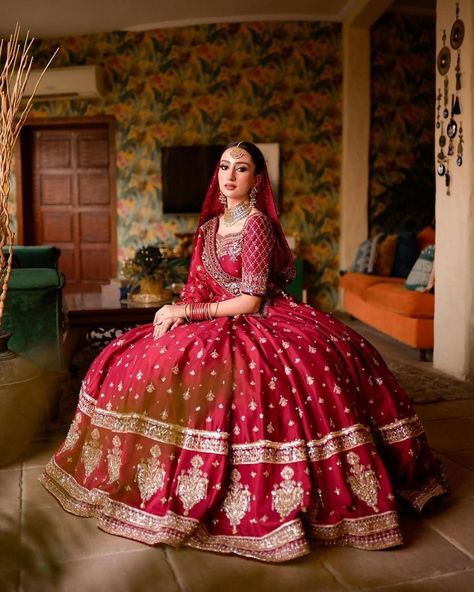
122, 243, 188, 303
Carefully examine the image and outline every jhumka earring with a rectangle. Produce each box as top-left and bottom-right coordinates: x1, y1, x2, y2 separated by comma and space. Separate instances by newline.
249, 183, 258, 207
219, 191, 227, 206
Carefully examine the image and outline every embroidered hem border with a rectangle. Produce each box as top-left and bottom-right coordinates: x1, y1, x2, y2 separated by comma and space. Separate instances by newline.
40, 459, 407, 561
78, 388, 426, 465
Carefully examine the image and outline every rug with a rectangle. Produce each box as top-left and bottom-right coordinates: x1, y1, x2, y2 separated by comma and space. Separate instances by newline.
386, 359, 474, 403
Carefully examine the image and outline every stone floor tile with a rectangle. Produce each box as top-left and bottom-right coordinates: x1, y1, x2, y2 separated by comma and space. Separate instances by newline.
443, 449, 474, 472
415, 399, 474, 422
318, 516, 472, 590
434, 453, 474, 499
22, 505, 146, 563
21, 436, 64, 469
166, 545, 346, 592
362, 569, 474, 591
0, 569, 20, 592
422, 417, 474, 452
19, 548, 180, 592
424, 496, 474, 559
0, 468, 22, 517
22, 466, 59, 510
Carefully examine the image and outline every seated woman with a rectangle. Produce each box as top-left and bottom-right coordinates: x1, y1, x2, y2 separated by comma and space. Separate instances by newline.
41, 142, 447, 563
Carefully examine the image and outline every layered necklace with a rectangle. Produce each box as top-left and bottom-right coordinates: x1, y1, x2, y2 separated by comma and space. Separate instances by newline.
222, 199, 252, 227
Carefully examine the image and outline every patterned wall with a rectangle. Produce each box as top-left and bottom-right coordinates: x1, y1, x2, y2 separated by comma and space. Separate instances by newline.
369, 13, 436, 235
10, 22, 342, 310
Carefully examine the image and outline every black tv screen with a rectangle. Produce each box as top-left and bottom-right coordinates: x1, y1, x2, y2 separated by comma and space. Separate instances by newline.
162, 145, 225, 214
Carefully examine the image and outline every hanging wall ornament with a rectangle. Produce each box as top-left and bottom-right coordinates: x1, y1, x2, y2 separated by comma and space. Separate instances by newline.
447, 95, 458, 140
455, 51, 462, 91
436, 88, 442, 128
450, 3, 465, 50
443, 77, 449, 118
437, 30, 451, 75
456, 123, 463, 166
445, 165, 451, 196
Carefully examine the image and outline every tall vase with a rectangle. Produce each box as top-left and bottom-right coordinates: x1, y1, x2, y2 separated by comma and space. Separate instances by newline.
0, 331, 44, 467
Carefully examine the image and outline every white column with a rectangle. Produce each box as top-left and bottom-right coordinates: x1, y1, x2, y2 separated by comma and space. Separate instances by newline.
434, 0, 474, 379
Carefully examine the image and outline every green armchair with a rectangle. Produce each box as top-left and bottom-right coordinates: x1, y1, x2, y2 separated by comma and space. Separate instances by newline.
2, 246, 65, 370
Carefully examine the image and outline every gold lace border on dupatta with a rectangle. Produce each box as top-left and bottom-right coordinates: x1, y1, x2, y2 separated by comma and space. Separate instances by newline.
41, 459, 404, 561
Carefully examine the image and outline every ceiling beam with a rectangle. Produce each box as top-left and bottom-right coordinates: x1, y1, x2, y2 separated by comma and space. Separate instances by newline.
341, 0, 394, 28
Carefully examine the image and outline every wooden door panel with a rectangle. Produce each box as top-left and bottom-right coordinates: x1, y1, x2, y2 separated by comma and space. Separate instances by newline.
42, 212, 73, 242
40, 175, 73, 205
79, 212, 110, 243
28, 122, 115, 292
78, 137, 109, 167
78, 175, 109, 205
38, 138, 71, 168
81, 248, 111, 280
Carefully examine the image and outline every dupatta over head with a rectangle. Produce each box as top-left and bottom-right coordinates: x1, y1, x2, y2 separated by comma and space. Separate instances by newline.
195, 142, 296, 289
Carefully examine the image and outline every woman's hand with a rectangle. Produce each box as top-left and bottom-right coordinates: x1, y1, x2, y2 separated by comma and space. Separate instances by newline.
153, 304, 185, 339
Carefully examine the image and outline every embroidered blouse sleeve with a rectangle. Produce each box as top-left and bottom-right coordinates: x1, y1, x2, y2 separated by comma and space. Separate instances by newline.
241, 215, 275, 296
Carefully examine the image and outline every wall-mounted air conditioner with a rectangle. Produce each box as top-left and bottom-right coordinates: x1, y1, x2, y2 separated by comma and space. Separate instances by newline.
24, 65, 106, 99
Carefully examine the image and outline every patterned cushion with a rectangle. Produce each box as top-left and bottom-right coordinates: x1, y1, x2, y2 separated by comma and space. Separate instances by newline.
405, 245, 435, 291
349, 239, 372, 273
392, 232, 419, 278
374, 234, 398, 276
367, 233, 385, 274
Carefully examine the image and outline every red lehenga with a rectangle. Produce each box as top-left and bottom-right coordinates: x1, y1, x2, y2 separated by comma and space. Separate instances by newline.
41, 166, 447, 563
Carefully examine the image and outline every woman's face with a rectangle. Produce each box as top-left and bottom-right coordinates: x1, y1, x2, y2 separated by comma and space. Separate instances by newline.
218, 147, 257, 202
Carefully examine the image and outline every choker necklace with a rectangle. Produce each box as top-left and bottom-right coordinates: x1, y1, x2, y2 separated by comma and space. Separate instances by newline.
222, 200, 252, 226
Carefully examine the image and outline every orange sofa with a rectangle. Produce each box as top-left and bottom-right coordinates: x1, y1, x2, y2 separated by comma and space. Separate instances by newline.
340, 272, 434, 359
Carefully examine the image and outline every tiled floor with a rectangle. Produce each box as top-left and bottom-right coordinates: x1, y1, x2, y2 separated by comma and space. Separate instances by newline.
1, 318, 473, 592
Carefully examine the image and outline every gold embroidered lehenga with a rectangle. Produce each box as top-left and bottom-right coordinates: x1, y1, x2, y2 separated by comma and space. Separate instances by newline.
41, 163, 447, 562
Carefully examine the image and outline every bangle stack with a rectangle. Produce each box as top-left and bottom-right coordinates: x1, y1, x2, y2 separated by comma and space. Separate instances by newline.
184, 302, 219, 322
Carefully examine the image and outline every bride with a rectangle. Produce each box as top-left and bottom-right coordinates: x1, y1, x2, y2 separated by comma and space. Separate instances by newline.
41, 141, 447, 562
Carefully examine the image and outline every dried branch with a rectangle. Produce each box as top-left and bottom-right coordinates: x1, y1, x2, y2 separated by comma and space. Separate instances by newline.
0, 25, 58, 326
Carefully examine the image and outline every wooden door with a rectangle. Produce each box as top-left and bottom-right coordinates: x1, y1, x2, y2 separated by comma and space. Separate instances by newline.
28, 124, 115, 291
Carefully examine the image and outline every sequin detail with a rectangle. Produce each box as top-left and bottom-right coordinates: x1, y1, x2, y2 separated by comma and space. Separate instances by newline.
81, 429, 102, 478
177, 455, 209, 515
222, 469, 251, 533
346, 452, 380, 512
135, 444, 166, 508
107, 435, 122, 483
61, 413, 82, 453
271, 466, 304, 520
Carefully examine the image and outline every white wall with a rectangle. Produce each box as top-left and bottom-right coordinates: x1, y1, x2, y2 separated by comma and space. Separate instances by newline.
434, 0, 474, 380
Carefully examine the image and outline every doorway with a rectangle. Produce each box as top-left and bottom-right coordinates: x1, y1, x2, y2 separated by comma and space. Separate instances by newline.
15, 117, 117, 292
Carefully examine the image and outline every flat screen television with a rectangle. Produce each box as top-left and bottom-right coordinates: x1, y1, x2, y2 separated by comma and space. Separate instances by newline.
161, 143, 280, 214
162, 145, 225, 214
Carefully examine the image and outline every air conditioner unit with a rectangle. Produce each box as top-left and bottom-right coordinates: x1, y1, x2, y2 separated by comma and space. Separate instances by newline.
23, 65, 106, 100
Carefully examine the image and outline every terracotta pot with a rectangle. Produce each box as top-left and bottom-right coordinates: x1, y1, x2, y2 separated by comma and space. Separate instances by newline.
0, 331, 45, 467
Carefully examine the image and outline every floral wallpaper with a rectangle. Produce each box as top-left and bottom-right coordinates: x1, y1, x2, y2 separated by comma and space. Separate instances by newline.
9, 21, 342, 310
369, 13, 436, 235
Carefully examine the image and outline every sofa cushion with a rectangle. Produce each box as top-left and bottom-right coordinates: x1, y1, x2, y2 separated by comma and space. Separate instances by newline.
391, 231, 419, 278
374, 234, 398, 276
367, 233, 384, 274
349, 239, 372, 273
340, 272, 403, 298
8, 268, 64, 290
417, 226, 435, 251
365, 282, 434, 318
405, 245, 435, 291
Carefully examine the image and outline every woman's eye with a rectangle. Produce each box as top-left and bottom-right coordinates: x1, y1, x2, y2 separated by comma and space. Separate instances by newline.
219, 164, 228, 170
237, 167, 248, 172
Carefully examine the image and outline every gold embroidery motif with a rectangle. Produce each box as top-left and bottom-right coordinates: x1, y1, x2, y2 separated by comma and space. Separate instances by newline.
346, 452, 380, 512
373, 415, 424, 445
81, 429, 102, 478
177, 455, 209, 515
222, 469, 251, 533
107, 436, 122, 484
61, 413, 82, 453
232, 439, 307, 464
135, 444, 166, 508
271, 466, 304, 520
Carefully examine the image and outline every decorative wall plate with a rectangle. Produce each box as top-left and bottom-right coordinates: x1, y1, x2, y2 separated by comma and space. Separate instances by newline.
437, 46, 451, 75
450, 19, 464, 49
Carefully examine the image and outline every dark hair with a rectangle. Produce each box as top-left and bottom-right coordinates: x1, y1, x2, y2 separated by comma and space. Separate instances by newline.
224, 141, 265, 175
